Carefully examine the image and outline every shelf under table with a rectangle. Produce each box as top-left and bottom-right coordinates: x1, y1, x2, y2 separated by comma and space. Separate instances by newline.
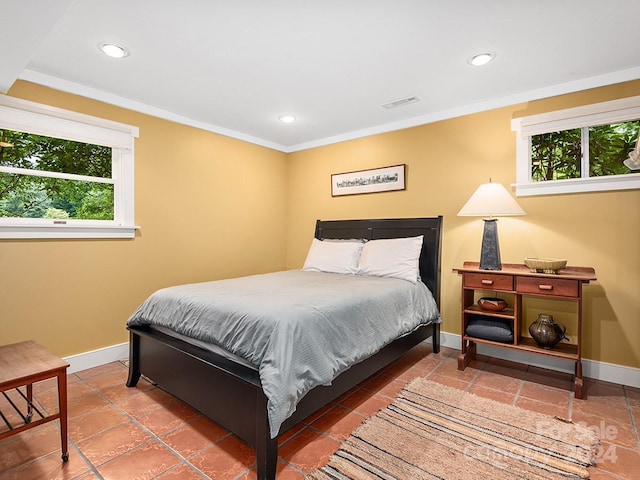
462, 335, 578, 359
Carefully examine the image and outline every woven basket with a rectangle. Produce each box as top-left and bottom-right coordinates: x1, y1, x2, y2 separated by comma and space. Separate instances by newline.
524, 257, 567, 274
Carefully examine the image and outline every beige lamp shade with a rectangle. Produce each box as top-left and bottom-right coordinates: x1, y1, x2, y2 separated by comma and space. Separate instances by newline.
458, 181, 525, 217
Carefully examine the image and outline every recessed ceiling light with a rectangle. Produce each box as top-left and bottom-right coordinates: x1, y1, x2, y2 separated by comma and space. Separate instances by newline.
98, 43, 130, 58
278, 115, 296, 123
468, 52, 495, 66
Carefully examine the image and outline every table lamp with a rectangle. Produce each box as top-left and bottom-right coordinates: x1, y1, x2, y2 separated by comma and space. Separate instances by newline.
458, 179, 526, 270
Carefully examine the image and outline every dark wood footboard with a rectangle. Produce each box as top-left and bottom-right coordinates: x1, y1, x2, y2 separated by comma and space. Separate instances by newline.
127, 322, 439, 479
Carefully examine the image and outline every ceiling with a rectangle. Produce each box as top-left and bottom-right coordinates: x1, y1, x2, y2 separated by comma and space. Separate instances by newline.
4, 0, 640, 153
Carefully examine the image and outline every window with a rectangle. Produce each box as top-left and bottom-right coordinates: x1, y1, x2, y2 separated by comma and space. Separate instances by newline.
0, 96, 138, 238
511, 96, 640, 196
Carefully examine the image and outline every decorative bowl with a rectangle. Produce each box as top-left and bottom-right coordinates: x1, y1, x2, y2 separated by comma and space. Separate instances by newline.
478, 297, 508, 312
524, 258, 567, 274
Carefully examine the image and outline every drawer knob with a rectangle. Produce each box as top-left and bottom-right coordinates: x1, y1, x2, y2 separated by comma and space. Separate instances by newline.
481, 279, 494, 285
538, 284, 554, 291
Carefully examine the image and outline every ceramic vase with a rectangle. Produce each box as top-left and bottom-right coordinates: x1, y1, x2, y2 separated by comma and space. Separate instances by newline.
528, 314, 568, 349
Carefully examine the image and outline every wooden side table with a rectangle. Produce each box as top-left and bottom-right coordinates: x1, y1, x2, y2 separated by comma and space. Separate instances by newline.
0, 340, 70, 461
453, 262, 596, 398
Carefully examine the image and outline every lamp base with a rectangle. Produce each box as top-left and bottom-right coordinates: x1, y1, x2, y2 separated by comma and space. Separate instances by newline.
479, 218, 502, 270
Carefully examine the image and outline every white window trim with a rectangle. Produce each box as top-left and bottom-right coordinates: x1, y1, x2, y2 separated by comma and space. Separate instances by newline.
0, 95, 139, 239
511, 96, 640, 197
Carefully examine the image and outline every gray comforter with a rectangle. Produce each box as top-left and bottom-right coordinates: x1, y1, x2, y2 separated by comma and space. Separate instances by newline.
126, 270, 440, 437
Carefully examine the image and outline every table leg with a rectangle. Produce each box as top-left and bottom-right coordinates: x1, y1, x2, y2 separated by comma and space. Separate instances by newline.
458, 341, 476, 370
574, 360, 584, 399
26, 383, 33, 423
57, 372, 69, 462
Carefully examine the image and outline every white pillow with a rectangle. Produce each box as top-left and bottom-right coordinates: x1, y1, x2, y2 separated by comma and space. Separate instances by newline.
357, 235, 423, 283
302, 238, 364, 274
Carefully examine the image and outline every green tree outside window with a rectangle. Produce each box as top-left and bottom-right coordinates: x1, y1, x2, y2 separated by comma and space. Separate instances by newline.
0, 129, 114, 220
531, 121, 639, 182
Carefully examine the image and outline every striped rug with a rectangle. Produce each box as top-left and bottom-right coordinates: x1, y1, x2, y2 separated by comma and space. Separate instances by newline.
306, 378, 599, 480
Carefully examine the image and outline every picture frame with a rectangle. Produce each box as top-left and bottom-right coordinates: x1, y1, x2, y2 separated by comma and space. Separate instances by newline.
331, 164, 406, 197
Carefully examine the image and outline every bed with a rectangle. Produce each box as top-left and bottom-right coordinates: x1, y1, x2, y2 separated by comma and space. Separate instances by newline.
125, 216, 443, 479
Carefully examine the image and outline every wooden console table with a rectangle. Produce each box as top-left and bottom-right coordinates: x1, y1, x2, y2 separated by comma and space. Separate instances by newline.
453, 262, 596, 398
0, 340, 69, 461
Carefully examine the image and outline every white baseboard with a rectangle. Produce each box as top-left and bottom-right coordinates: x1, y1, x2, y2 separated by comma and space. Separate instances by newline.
64, 342, 128, 374
64, 336, 640, 390
440, 332, 640, 389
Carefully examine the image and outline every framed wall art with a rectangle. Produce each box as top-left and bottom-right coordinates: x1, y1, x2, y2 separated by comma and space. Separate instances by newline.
331, 164, 406, 197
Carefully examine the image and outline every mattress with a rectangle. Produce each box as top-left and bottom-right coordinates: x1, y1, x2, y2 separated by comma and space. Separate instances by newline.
127, 269, 440, 436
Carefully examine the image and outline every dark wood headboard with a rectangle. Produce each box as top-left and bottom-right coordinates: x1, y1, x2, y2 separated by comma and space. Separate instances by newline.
314, 217, 443, 307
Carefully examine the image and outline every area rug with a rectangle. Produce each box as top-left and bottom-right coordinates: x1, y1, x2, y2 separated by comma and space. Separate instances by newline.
306, 378, 599, 480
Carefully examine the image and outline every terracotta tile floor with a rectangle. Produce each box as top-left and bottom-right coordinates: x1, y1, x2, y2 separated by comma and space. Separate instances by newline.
1, 344, 639, 479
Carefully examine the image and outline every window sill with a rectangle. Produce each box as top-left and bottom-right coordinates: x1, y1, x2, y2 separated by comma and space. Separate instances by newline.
514, 173, 640, 197
0, 224, 140, 239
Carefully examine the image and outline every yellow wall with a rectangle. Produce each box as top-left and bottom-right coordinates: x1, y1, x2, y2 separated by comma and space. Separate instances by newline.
2, 79, 639, 371
1, 81, 288, 357
286, 80, 640, 369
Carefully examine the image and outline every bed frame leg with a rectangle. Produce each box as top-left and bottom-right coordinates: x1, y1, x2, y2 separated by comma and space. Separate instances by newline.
255, 392, 278, 480
125, 331, 141, 387
255, 435, 278, 480
432, 323, 440, 354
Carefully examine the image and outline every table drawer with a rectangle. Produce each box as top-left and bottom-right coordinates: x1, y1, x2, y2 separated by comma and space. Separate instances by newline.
516, 276, 579, 297
464, 272, 514, 291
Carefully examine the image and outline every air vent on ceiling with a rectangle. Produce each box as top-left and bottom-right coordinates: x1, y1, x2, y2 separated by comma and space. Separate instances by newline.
382, 95, 421, 110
